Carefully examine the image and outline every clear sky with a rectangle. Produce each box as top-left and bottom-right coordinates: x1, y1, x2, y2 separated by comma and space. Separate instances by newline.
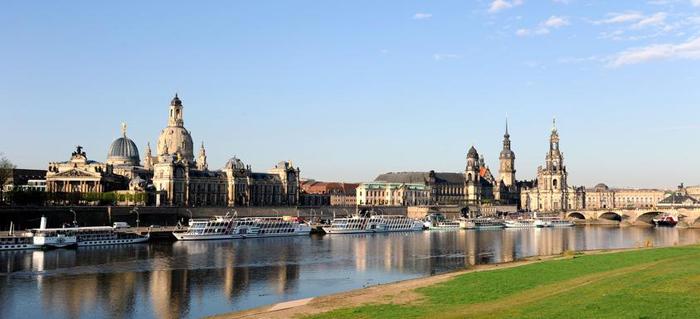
1, 1, 699, 189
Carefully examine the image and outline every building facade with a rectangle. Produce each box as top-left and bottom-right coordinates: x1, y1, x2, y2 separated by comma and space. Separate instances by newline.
149, 95, 301, 207
299, 181, 358, 206
46, 94, 301, 207
356, 182, 431, 206
521, 120, 585, 212
373, 121, 520, 208
584, 183, 667, 209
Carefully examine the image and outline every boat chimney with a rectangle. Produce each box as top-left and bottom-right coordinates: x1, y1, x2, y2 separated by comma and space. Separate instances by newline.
40, 216, 47, 230
9, 221, 14, 236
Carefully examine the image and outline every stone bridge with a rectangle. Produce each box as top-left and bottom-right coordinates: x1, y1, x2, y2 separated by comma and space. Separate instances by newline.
565, 208, 700, 226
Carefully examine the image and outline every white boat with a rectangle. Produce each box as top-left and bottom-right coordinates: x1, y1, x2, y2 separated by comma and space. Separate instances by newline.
323, 213, 423, 234
546, 219, 575, 227
473, 218, 505, 230
30, 228, 78, 248
174, 215, 312, 241
504, 219, 546, 228
29, 216, 77, 248
74, 226, 149, 246
423, 213, 461, 230
28, 217, 150, 249
461, 218, 505, 230
459, 219, 476, 230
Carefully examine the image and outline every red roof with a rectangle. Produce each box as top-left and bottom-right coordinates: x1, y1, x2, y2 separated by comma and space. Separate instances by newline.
300, 181, 359, 195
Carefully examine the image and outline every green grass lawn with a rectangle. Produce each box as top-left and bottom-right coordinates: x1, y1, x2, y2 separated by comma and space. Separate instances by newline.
307, 246, 700, 319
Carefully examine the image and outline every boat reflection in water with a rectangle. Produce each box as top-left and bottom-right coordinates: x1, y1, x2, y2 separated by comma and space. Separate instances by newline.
2, 227, 700, 319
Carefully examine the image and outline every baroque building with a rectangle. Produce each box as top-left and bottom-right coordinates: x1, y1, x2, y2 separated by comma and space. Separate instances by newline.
520, 119, 585, 212
46, 94, 301, 207
150, 95, 300, 207
372, 120, 521, 208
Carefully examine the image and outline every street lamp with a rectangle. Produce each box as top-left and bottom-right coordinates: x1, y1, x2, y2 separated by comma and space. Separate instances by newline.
131, 207, 140, 228
69, 209, 77, 226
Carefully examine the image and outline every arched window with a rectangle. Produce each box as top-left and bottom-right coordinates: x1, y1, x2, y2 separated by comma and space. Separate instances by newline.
553, 179, 558, 189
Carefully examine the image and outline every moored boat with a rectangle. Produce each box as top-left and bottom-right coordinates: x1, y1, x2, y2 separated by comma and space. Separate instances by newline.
323, 211, 423, 234
473, 218, 505, 230
652, 213, 678, 227
29, 217, 150, 248
75, 226, 150, 246
423, 213, 461, 230
504, 219, 546, 228
174, 215, 312, 240
1, 222, 39, 251
546, 219, 575, 227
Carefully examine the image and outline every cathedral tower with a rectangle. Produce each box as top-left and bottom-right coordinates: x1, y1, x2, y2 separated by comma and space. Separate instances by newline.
465, 146, 481, 204
498, 119, 516, 187
157, 94, 194, 163
196, 142, 208, 171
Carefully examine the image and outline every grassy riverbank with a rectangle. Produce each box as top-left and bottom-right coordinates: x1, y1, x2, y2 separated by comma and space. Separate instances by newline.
303, 246, 700, 319
216, 246, 700, 319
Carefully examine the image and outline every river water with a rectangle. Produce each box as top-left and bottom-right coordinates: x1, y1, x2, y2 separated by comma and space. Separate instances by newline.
1, 226, 699, 319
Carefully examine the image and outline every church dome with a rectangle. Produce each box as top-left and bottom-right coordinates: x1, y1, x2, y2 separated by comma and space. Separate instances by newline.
107, 124, 140, 166
224, 157, 246, 170
157, 126, 194, 162
157, 94, 194, 163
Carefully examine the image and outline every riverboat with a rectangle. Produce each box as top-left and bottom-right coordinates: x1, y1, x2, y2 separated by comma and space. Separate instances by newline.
473, 218, 505, 230
75, 226, 150, 246
460, 218, 506, 230
323, 213, 423, 234
174, 215, 312, 240
423, 213, 461, 230
28, 217, 150, 249
0, 222, 39, 251
504, 219, 546, 228
652, 214, 678, 227
546, 219, 575, 227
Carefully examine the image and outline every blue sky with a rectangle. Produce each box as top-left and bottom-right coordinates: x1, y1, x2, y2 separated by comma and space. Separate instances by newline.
1, 1, 699, 189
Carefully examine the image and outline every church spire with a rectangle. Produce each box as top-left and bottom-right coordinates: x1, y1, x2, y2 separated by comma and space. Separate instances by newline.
505, 116, 510, 138
197, 141, 208, 171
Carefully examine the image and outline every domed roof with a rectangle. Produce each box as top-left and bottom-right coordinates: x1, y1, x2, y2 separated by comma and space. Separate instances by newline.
171, 93, 182, 106
107, 124, 140, 166
157, 126, 194, 162
594, 183, 609, 191
467, 146, 479, 159
224, 157, 246, 170
500, 148, 515, 159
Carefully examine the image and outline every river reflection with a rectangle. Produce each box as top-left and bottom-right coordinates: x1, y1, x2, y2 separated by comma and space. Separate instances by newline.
1, 226, 699, 319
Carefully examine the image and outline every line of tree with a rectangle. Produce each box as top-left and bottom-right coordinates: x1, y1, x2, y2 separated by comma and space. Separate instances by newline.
5, 190, 147, 206
0, 154, 17, 204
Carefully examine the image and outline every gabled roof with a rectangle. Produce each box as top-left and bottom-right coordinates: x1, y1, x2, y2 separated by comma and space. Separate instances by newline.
659, 193, 699, 205
375, 171, 465, 185
52, 169, 101, 178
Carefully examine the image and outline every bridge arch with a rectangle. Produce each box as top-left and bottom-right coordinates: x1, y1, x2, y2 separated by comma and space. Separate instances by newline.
567, 212, 586, 220
599, 212, 622, 222
636, 211, 662, 225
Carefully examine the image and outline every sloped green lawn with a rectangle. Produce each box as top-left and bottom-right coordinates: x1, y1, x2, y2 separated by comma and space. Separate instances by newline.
308, 246, 700, 319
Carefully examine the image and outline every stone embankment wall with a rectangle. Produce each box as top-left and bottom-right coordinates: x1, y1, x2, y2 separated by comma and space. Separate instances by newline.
0, 206, 409, 230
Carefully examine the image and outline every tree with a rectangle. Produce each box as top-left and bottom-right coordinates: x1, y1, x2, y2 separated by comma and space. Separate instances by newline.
0, 154, 17, 204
